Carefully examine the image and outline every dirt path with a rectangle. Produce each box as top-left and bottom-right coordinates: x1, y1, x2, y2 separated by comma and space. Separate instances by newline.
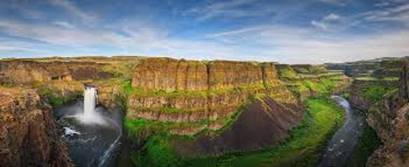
318, 96, 365, 167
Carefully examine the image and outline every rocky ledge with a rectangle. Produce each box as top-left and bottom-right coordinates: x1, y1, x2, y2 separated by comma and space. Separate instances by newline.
0, 87, 72, 167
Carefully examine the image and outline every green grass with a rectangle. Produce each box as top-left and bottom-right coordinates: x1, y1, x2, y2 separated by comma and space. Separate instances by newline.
278, 66, 299, 79
184, 97, 345, 167
355, 77, 399, 81
128, 82, 269, 99
291, 77, 337, 97
36, 86, 81, 107
124, 118, 204, 137
131, 134, 184, 167
346, 124, 381, 167
363, 85, 394, 102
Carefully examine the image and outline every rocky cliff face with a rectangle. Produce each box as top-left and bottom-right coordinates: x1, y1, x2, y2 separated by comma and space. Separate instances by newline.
125, 58, 306, 159
172, 96, 302, 157
348, 79, 398, 111
0, 87, 72, 167
132, 58, 281, 91
366, 62, 409, 167
127, 58, 298, 136
326, 57, 406, 78
0, 60, 113, 85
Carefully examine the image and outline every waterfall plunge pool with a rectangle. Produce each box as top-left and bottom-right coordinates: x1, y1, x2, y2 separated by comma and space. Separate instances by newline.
54, 85, 123, 167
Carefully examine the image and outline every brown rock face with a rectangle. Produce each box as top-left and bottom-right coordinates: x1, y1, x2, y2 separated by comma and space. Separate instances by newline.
208, 61, 263, 89
366, 62, 409, 167
132, 58, 282, 91
0, 60, 113, 85
0, 87, 72, 167
128, 58, 298, 127
348, 79, 398, 111
173, 97, 303, 157
132, 58, 208, 91
399, 63, 409, 99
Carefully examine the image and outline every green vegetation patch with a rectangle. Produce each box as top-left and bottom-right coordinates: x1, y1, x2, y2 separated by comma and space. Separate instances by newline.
184, 97, 345, 167
362, 84, 394, 102
346, 124, 382, 167
131, 134, 184, 167
290, 77, 338, 97
36, 86, 81, 107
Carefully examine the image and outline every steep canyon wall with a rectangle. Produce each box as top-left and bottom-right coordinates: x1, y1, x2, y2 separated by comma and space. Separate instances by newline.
366, 62, 409, 167
0, 87, 72, 167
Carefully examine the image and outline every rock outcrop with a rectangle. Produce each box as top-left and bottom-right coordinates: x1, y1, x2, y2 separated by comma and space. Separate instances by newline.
127, 58, 298, 134
366, 62, 409, 167
348, 79, 398, 111
172, 97, 303, 157
0, 87, 72, 167
400, 63, 409, 100
124, 58, 305, 158
0, 60, 113, 85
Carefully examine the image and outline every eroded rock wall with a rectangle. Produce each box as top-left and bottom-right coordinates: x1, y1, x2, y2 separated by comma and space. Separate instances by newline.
128, 58, 298, 134
0, 87, 72, 167
173, 97, 303, 157
348, 79, 399, 111
0, 60, 113, 85
366, 62, 409, 167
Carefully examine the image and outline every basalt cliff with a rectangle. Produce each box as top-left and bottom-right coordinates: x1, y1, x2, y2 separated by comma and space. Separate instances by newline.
125, 57, 350, 162
366, 62, 409, 167
0, 87, 72, 167
126, 58, 303, 155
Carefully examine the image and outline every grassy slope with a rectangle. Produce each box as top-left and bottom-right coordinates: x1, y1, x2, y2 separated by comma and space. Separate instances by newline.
362, 84, 396, 103
184, 97, 345, 167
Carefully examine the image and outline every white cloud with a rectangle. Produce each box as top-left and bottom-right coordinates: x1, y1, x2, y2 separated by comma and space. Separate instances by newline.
362, 3, 409, 24
2, 17, 408, 64
319, 0, 347, 6
311, 20, 328, 30
53, 21, 75, 29
204, 25, 409, 64
311, 13, 341, 31
48, 0, 96, 21
324, 13, 341, 21
188, 0, 275, 21
374, 2, 390, 7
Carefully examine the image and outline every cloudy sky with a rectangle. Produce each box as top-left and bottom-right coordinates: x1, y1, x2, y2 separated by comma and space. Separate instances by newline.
0, 0, 408, 63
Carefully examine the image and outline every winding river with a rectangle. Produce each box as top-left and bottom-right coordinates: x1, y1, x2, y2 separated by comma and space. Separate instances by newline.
319, 96, 366, 167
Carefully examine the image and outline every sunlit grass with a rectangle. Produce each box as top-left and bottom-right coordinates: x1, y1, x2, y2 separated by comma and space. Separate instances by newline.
185, 97, 345, 167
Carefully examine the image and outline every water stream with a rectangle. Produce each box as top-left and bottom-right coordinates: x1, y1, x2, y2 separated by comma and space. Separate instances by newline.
54, 85, 122, 167
319, 96, 365, 167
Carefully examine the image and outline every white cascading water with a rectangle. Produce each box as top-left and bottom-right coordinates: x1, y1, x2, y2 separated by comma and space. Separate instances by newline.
84, 86, 98, 119
77, 86, 106, 125
59, 85, 122, 167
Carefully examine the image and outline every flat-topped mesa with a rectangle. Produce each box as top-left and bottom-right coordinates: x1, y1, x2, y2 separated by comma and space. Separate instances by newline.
131, 58, 281, 92
0, 60, 113, 85
128, 58, 297, 133
208, 61, 262, 89
132, 58, 208, 91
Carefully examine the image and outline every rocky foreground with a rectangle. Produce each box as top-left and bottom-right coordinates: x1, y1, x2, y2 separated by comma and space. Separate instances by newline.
0, 87, 72, 166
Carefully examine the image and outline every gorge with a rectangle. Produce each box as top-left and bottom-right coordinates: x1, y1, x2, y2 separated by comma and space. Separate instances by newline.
0, 56, 408, 167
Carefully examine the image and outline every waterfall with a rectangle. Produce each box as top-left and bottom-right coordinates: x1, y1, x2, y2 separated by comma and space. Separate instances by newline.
84, 86, 98, 119
76, 85, 106, 125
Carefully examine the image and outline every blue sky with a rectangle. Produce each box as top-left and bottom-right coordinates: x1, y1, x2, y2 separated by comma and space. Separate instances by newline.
0, 0, 408, 63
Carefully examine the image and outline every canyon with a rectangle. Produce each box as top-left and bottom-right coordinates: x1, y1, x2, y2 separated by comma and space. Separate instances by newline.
0, 56, 407, 167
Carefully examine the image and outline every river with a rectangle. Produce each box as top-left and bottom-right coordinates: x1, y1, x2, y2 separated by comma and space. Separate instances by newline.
319, 96, 366, 167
